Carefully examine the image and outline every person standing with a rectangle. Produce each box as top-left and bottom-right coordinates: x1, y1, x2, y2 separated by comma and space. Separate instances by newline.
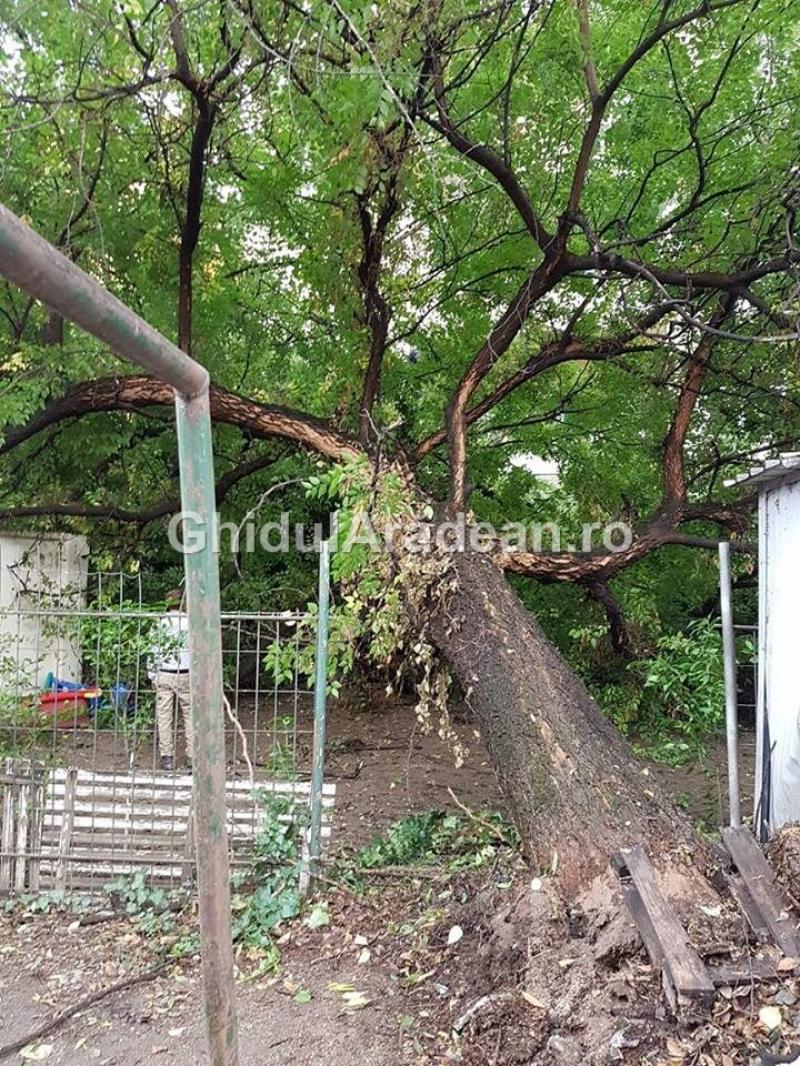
149, 588, 193, 771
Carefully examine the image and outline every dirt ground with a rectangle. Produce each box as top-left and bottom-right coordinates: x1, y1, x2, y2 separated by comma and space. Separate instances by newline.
646, 730, 757, 831
0, 689, 789, 1066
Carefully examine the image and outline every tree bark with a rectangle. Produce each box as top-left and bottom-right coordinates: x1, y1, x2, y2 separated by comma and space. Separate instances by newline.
428, 550, 696, 894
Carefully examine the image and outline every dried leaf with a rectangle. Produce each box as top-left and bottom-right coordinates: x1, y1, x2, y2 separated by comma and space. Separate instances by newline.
20, 1047, 53, 1062
759, 1004, 783, 1031
665, 1036, 686, 1064
699, 905, 721, 918
341, 990, 371, 1011
520, 990, 547, 1010
447, 926, 463, 946
305, 903, 330, 930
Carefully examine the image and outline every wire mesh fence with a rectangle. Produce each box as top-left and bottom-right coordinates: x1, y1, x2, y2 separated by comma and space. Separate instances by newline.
0, 537, 331, 894
731, 623, 758, 727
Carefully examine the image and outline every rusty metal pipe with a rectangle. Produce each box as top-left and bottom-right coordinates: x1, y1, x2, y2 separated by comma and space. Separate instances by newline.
0, 204, 208, 397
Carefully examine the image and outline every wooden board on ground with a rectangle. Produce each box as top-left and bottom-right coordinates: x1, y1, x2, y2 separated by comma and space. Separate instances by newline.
722, 827, 800, 959
614, 845, 715, 1013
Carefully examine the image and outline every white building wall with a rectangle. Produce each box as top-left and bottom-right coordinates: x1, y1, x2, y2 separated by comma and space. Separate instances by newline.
755, 479, 800, 831
0, 533, 89, 693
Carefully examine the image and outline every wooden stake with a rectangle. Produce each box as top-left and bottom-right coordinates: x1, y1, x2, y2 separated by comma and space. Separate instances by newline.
14, 783, 29, 894
55, 767, 77, 890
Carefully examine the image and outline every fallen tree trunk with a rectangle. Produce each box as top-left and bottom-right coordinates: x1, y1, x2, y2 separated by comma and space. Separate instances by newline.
428, 550, 697, 894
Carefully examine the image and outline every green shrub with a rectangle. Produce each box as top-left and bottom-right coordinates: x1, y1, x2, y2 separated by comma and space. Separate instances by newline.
355, 809, 518, 871
630, 618, 724, 763
580, 618, 741, 765
229, 793, 305, 969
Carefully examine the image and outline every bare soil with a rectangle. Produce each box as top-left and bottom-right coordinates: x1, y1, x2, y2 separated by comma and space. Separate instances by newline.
647, 730, 757, 832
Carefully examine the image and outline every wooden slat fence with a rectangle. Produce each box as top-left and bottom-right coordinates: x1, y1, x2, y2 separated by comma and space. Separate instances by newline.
0, 759, 334, 893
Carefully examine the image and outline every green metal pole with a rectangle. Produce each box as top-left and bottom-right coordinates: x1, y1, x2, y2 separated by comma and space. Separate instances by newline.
175, 391, 239, 1066
0, 201, 240, 1066
306, 541, 330, 892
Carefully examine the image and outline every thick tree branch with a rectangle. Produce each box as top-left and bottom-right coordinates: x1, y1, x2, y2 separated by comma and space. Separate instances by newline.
499, 296, 752, 582
499, 495, 756, 585
446, 250, 569, 511
356, 134, 407, 448
179, 97, 215, 353
661, 295, 737, 512
567, 0, 748, 213
423, 43, 551, 250
575, 0, 600, 103
0, 375, 360, 463
165, 0, 196, 90
164, 0, 243, 354
414, 301, 671, 460
586, 581, 632, 658
574, 247, 800, 299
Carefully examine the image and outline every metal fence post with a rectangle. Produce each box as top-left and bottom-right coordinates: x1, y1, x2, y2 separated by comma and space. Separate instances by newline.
0, 204, 239, 1066
176, 391, 239, 1065
302, 541, 330, 895
719, 541, 741, 829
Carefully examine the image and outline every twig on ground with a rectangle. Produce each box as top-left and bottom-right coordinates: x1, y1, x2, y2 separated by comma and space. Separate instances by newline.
0, 962, 169, 1061
357, 864, 443, 880
446, 786, 515, 848
452, 991, 516, 1034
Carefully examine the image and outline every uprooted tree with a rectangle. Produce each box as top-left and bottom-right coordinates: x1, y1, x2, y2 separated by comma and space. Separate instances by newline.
1, 0, 798, 890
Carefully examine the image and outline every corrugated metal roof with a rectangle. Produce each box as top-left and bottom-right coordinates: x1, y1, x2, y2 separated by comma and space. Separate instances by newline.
724, 452, 800, 489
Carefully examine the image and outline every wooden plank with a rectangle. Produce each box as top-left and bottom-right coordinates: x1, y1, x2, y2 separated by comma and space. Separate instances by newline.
54, 767, 77, 890
622, 878, 674, 993
38, 813, 332, 839
40, 799, 334, 824
14, 783, 29, 893
708, 958, 779, 987
28, 765, 337, 894
723, 827, 800, 957
43, 788, 333, 812
27, 767, 44, 893
0, 759, 15, 893
615, 847, 714, 1010
49, 768, 335, 796
726, 873, 771, 943
39, 820, 333, 844
37, 849, 261, 870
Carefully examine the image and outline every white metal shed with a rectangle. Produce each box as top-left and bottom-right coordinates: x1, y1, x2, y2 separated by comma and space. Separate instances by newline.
727, 453, 800, 837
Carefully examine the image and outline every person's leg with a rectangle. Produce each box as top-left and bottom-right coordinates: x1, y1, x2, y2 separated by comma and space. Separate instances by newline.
155, 672, 177, 762
177, 673, 193, 764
